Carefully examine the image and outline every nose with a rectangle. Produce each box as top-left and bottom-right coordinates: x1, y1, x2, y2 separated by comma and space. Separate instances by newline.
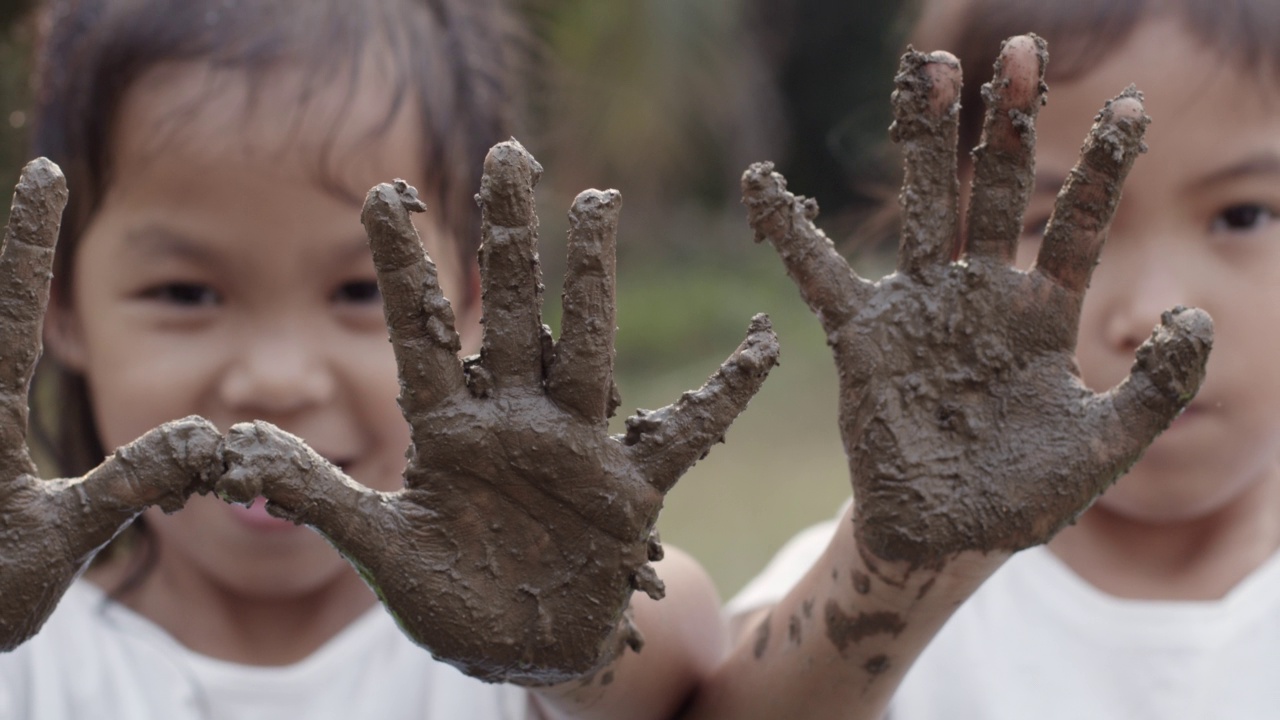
218, 321, 335, 417
1099, 241, 1192, 355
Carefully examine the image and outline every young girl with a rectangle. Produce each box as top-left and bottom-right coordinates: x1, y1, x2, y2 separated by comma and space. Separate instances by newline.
0, 0, 751, 717
727, 0, 1280, 717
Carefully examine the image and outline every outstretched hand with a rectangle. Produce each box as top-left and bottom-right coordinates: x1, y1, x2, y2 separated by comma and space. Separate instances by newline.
216, 140, 779, 685
0, 159, 222, 651
741, 36, 1211, 570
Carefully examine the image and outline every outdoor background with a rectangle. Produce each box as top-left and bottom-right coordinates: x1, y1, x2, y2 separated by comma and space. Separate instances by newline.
0, 1, 916, 600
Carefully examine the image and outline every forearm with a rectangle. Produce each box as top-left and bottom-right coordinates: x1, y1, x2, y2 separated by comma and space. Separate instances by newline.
532, 547, 726, 720
683, 505, 1007, 720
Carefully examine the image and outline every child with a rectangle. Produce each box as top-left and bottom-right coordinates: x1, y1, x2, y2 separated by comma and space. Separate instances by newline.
0, 0, 769, 717
721, 0, 1280, 718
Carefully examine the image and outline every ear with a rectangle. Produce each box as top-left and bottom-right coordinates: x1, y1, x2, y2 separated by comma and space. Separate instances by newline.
42, 287, 88, 372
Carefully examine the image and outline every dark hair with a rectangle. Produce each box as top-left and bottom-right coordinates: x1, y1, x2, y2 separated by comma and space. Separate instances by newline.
29, 0, 524, 480
938, 0, 1280, 160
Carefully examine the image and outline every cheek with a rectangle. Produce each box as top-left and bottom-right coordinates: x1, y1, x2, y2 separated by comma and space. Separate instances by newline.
411, 221, 481, 354
344, 336, 412, 491
80, 326, 229, 451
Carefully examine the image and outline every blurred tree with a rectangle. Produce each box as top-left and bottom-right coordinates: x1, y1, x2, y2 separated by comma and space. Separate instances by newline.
746, 0, 918, 242
521, 0, 911, 257
523, 1, 784, 210
0, 0, 36, 198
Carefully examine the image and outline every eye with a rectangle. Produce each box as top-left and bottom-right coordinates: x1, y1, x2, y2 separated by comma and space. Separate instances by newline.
141, 282, 220, 307
333, 280, 382, 305
1211, 203, 1275, 233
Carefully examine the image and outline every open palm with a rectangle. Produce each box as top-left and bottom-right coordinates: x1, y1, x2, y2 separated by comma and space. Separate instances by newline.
0, 160, 222, 651
742, 37, 1211, 569
217, 141, 778, 684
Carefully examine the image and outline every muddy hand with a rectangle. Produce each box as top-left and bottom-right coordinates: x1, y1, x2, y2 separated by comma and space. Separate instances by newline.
0, 159, 222, 651
215, 140, 779, 685
741, 36, 1211, 570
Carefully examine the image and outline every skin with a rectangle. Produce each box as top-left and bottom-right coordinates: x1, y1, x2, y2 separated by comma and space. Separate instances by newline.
0, 160, 223, 652
1008, 19, 1280, 601
45, 62, 460, 665
217, 140, 780, 685
684, 36, 1211, 719
6, 60, 769, 714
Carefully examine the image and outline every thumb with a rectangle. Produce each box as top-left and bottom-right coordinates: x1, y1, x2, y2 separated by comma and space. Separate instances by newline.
217, 421, 386, 542
1089, 307, 1212, 493
58, 416, 223, 557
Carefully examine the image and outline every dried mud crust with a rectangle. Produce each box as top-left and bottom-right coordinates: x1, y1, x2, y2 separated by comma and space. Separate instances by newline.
0, 160, 224, 651
216, 140, 780, 685
742, 37, 1212, 570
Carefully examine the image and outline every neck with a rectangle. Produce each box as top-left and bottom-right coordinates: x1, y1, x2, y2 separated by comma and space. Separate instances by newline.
1049, 468, 1280, 601
86, 546, 377, 666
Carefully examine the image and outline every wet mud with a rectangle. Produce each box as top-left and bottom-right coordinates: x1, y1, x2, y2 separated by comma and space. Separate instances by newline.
823, 602, 906, 656
216, 140, 779, 685
0, 161, 223, 651
753, 611, 772, 660
742, 36, 1212, 579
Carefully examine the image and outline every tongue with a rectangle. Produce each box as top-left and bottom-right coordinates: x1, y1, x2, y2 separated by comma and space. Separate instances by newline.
226, 498, 297, 532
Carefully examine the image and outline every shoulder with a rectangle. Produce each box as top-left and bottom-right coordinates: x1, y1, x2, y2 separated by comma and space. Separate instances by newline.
889, 546, 1280, 719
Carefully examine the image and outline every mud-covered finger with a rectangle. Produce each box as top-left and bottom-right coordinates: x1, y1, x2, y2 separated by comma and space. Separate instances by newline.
626, 315, 780, 492
217, 420, 386, 535
1035, 88, 1149, 293
965, 35, 1047, 262
0, 159, 67, 469
0, 414, 214, 653
1088, 307, 1212, 495
476, 140, 548, 389
741, 164, 870, 334
49, 416, 222, 558
546, 189, 621, 420
362, 181, 468, 418
890, 49, 962, 276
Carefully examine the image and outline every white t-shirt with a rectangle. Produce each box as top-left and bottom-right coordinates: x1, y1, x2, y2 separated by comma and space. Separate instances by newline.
0, 580, 532, 720
731, 508, 1280, 720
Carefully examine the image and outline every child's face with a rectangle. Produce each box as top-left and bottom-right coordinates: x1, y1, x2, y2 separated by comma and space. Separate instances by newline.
46, 63, 481, 597
1012, 19, 1280, 523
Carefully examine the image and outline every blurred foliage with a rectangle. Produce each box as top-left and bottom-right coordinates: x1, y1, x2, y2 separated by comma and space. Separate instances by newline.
751, 0, 918, 226
523, 0, 915, 254
523, 0, 783, 209
0, 1, 35, 198
0, 0, 910, 595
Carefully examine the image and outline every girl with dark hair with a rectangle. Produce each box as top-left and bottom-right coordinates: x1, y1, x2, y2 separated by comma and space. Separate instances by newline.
728, 1, 1280, 717
0, 0, 743, 716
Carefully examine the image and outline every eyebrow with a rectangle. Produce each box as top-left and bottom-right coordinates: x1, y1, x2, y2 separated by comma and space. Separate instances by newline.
122, 226, 219, 265
1188, 152, 1280, 190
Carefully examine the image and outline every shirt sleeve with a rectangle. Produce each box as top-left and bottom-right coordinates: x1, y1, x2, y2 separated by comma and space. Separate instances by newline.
725, 500, 850, 617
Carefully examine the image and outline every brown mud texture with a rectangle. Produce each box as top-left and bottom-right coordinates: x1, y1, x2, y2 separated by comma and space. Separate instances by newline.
741, 35, 1213, 570
216, 140, 779, 685
0, 159, 224, 652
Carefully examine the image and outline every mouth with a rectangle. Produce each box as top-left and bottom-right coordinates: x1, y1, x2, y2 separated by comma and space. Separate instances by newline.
224, 454, 354, 531
225, 496, 297, 532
